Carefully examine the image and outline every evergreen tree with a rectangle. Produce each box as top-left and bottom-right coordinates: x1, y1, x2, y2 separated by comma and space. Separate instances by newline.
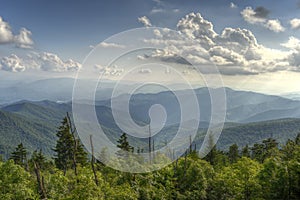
295, 133, 300, 145
116, 133, 134, 156
251, 143, 264, 163
262, 138, 278, 160
30, 149, 47, 170
10, 143, 27, 167
53, 116, 87, 173
75, 140, 88, 166
281, 139, 296, 161
53, 117, 73, 172
228, 143, 239, 163
204, 133, 217, 166
242, 144, 251, 157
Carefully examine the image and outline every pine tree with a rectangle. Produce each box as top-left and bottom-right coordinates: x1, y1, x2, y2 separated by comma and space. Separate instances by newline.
262, 138, 278, 160
251, 143, 264, 163
228, 143, 239, 163
75, 140, 88, 166
204, 133, 217, 166
53, 117, 73, 172
295, 133, 300, 145
30, 149, 47, 170
53, 116, 87, 174
116, 133, 133, 156
242, 145, 250, 157
10, 143, 27, 167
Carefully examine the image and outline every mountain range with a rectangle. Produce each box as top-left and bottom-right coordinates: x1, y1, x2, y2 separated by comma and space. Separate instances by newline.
1, 86, 300, 158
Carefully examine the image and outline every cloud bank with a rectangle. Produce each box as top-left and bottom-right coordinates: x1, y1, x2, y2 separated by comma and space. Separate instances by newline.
0, 52, 81, 72
141, 12, 299, 75
2, 10, 299, 75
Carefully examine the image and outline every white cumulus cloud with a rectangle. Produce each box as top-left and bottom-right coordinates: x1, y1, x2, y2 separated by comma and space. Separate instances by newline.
241, 7, 266, 24
281, 36, 300, 50
177, 13, 217, 40
209, 46, 247, 66
0, 16, 34, 48
290, 18, 300, 29
0, 17, 14, 44
0, 52, 81, 72
138, 16, 152, 27
265, 19, 285, 32
0, 54, 26, 72
36, 52, 81, 72
15, 28, 34, 48
141, 12, 298, 75
241, 7, 285, 33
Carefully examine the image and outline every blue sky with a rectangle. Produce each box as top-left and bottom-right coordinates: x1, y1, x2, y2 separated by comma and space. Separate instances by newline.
1, 0, 300, 94
1, 0, 299, 59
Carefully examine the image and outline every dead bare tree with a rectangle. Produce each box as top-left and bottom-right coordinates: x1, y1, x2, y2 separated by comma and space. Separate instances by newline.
33, 161, 47, 199
90, 135, 99, 186
66, 112, 78, 177
148, 124, 152, 164
189, 135, 192, 154
152, 139, 155, 162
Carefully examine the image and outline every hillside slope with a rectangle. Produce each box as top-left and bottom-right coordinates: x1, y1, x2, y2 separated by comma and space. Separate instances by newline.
0, 110, 57, 159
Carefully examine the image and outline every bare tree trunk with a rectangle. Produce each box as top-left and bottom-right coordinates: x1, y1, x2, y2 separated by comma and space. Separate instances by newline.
152, 139, 155, 162
25, 156, 29, 171
33, 161, 47, 199
90, 135, 99, 186
174, 157, 179, 189
148, 124, 152, 164
287, 165, 291, 200
189, 135, 192, 154
183, 151, 188, 180
66, 112, 78, 177
63, 166, 67, 176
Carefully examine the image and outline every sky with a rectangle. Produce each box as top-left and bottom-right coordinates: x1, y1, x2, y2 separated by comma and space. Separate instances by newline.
1, 0, 300, 94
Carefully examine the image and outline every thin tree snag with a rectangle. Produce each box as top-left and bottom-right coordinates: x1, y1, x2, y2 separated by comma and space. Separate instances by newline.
152, 139, 155, 162
66, 112, 78, 177
90, 135, 99, 186
189, 135, 192, 154
33, 161, 47, 199
148, 124, 152, 164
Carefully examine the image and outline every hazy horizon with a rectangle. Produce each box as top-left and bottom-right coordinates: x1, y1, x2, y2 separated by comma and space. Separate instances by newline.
1, 0, 300, 96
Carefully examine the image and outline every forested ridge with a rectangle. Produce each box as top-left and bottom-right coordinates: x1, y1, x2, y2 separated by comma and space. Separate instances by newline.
0, 115, 300, 200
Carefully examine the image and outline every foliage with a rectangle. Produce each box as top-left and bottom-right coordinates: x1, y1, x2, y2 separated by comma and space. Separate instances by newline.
2, 101, 300, 161
0, 160, 37, 199
1, 114, 300, 199
10, 143, 27, 167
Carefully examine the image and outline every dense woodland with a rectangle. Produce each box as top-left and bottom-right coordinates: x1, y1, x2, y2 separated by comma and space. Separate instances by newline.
1, 115, 300, 200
